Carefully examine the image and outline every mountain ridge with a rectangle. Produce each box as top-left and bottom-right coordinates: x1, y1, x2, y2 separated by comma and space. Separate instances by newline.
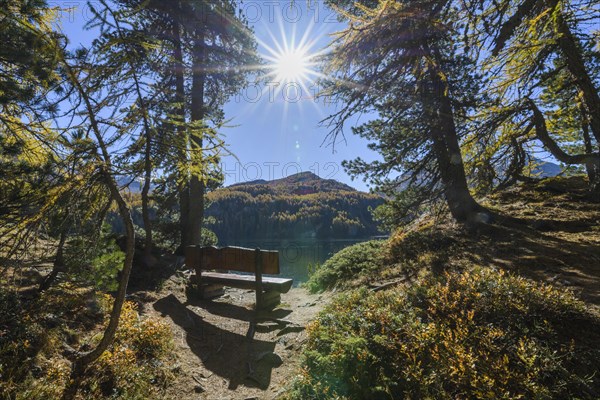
228, 171, 359, 195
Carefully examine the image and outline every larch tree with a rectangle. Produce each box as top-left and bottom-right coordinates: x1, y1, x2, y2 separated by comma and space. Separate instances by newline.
464, 0, 600, 196
0, 0, 68, 264
323, 0, 492, 224
114, 0, 260, 250
85, 0, 174, 264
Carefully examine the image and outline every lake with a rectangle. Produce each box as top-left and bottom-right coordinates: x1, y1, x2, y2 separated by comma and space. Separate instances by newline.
223, 238, 374, 285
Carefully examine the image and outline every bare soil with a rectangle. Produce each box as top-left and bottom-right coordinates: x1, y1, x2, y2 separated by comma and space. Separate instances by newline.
135, 273, 330, 400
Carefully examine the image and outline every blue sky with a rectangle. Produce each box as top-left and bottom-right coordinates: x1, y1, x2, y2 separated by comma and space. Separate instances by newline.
222, 1, 378, 191
54, 1, 379, 192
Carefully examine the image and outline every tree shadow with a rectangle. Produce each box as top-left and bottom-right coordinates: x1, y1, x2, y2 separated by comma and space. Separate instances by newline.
463, 221, 600, 303
153, 294, 279, 390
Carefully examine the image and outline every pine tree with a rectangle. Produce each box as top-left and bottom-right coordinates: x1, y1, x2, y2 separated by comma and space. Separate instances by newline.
323, 0, 492, 223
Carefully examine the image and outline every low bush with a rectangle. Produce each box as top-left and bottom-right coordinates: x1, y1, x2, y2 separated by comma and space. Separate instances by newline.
305, 240, 386, 293
77, 295, 174, 398
290, 268, 600, 399
0, 286, 174, 400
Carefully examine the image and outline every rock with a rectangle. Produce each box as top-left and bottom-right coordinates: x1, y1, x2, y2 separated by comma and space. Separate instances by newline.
256, 351, 283, 367
262, 291, 281, 302
277, 337, 288, 346
170, 363, 182, 373
256, 321, 280, 333
194, 384, 205, 393
258, 292, 282, 311
199, 284, 225, 299
198, 371, 213, 379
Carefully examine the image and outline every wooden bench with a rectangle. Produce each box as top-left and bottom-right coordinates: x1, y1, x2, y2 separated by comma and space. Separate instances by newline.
185, 245, 293, 310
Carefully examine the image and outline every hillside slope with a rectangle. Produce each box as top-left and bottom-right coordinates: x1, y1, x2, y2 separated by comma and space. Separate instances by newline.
292, 176, 600, 399
307, 176, 600, 305
205, 172, 385, 243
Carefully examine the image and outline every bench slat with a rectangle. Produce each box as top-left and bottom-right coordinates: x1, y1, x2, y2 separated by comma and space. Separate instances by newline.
201, 272, 293, 294
186, 246, 280, 275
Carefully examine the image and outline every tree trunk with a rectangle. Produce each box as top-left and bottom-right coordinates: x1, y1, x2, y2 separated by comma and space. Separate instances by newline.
528, 99, 600, 165
425, 49, 490, 223
107, 4, 155, 263
73, 178, 136, 368
61, 177, 136, 400
554, 10, 600, 144
528, 98, 600, 197
38, 228, 67, 292
581, 112, 600, 199
188, 29, 206, 245
61, 59, 137, 400
141, 143, 153, 263
172, 21, 191, 250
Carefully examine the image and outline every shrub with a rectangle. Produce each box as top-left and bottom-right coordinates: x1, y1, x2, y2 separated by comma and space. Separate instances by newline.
305, 240, 386, 293
0, 283, 174, 399
290, 268, 600, 399
78, 295, 175, 398
0, 284, 92, 399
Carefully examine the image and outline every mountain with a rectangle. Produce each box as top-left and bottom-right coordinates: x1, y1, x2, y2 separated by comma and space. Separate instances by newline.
531, 159, 563, 178
205, 172, 385, 243
229, 171, 357, 194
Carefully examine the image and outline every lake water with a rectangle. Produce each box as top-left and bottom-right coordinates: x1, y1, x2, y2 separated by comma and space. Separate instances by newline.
224, 238, 373, 286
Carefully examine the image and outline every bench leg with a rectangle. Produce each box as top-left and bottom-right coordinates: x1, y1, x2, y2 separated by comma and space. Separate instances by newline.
254, 248, 263, 310
258, 291, 281, 311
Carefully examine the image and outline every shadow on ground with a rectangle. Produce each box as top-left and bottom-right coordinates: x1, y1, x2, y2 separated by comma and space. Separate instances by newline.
467, 221, 600, 304
154, 294, 283, 390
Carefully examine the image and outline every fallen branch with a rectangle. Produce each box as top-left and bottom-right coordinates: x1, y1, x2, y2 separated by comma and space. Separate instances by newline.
370, 277, 407, 292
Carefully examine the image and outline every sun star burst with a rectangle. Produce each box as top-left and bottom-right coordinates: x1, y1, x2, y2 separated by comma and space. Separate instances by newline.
273, 47, 311, 83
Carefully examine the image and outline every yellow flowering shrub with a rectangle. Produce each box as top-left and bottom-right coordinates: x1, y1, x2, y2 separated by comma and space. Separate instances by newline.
78, 295, 174, 398
290, 268, 600, 399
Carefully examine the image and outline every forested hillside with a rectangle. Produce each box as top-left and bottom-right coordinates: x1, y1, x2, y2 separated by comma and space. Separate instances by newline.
205, 172, 385, 242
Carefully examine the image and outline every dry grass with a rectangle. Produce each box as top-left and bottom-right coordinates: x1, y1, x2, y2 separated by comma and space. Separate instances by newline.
312, 176, 600, 307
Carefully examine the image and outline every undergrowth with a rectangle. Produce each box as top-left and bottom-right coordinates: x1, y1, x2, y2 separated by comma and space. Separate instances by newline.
289, 268, 600, 399
305, 225, 460, 293
0, 286, 175, 399
304, 240, 386, 293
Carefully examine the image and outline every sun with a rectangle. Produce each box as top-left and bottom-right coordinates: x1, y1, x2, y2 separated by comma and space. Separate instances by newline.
273, 47, 311, 83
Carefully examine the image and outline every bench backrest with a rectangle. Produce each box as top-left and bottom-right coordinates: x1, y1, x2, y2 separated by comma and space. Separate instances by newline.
185, 246, 280, 275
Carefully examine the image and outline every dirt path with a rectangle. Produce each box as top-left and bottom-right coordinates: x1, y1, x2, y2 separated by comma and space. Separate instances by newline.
138, 272, 329, 400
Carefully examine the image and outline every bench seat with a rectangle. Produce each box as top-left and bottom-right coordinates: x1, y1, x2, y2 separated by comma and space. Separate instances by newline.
201, 272, 293, 293
186, 245, 293, 309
